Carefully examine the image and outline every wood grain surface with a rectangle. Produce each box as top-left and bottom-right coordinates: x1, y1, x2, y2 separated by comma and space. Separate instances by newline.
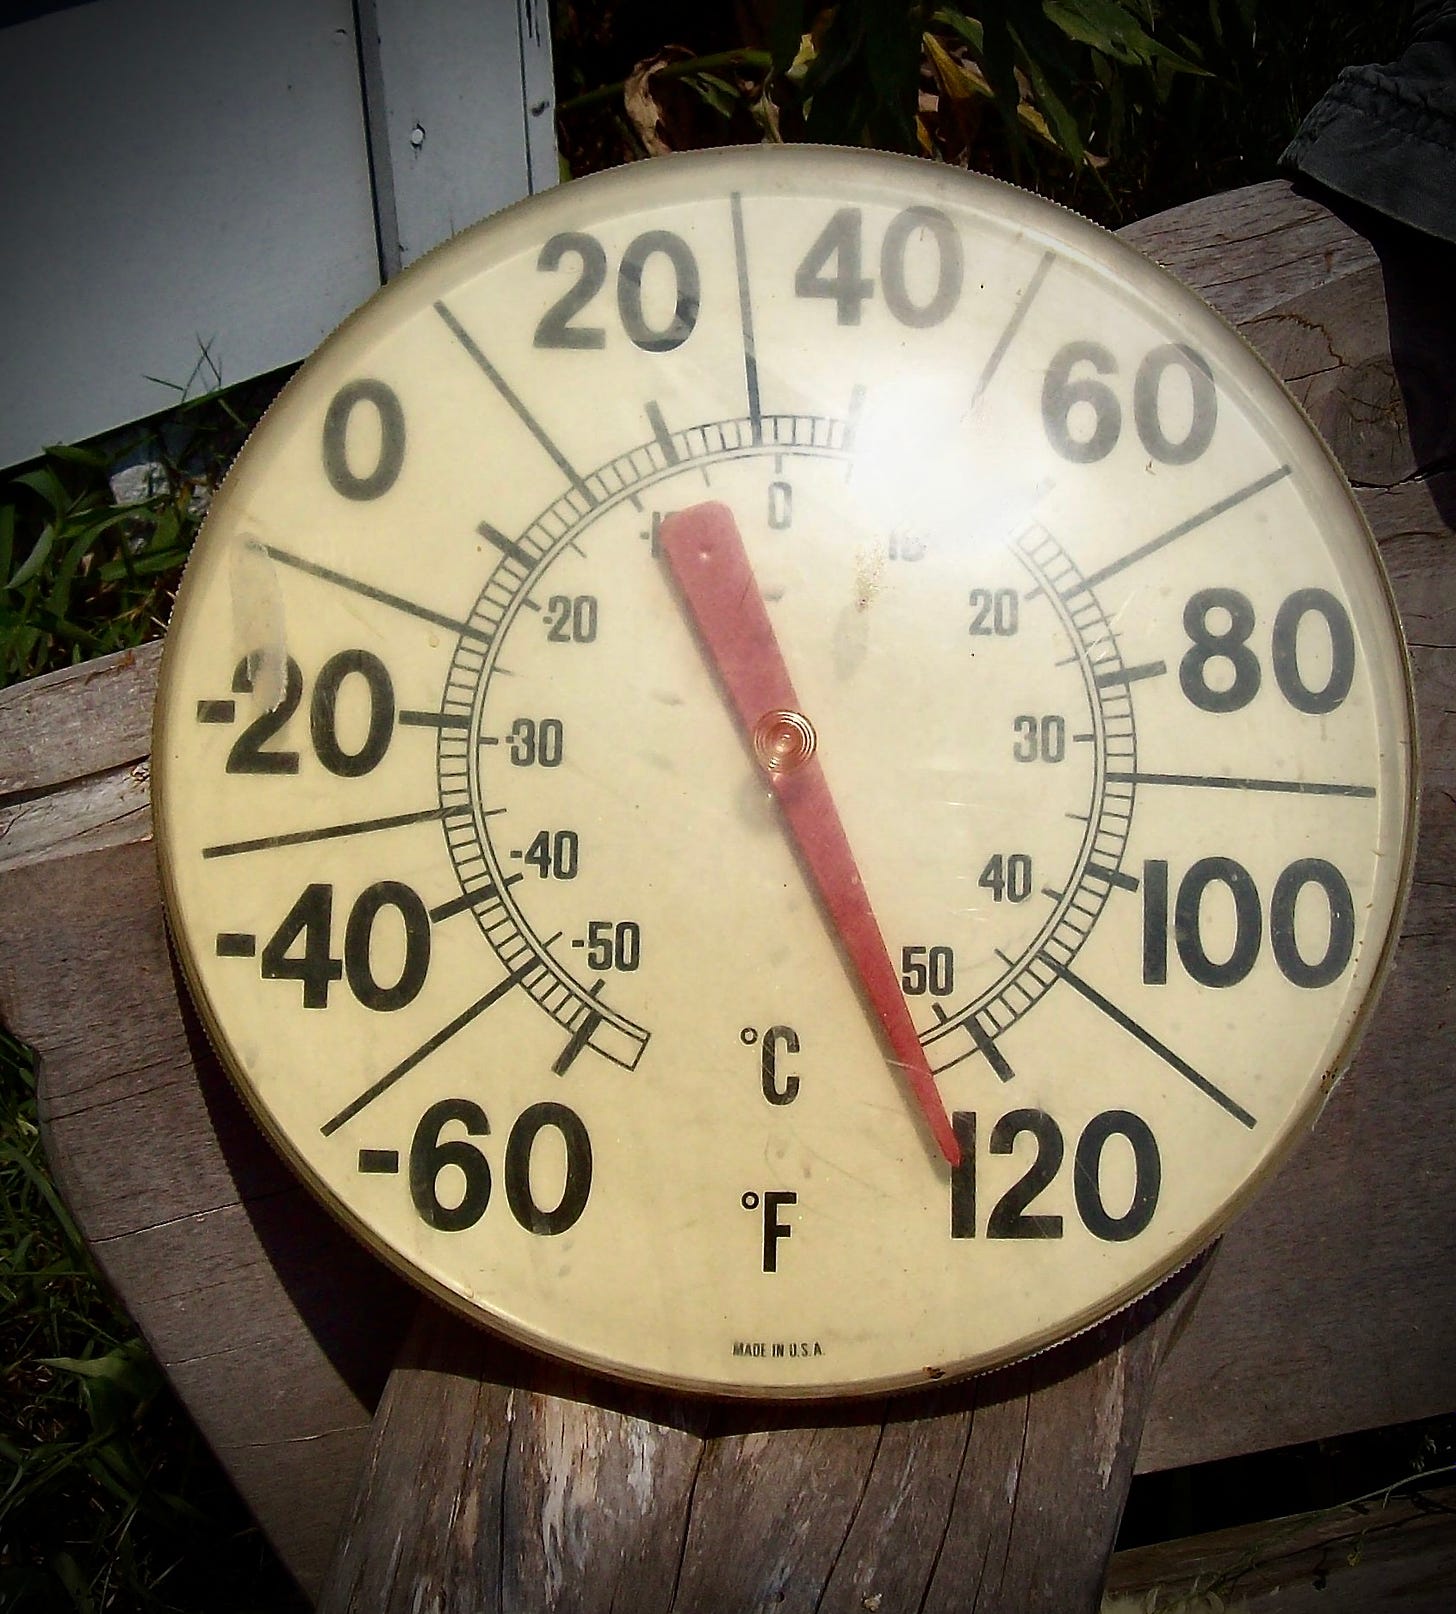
2, 180, 1454, 1606
320, 1262, 1209, 1614
1106, 1483, 1456, 1613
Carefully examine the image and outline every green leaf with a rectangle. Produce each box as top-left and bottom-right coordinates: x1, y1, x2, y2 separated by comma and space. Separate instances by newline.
934, 7, 984, 53
684, 70, 741, 119
5, 524, 56, 590
42, 1340, 161, 1445
1012, 23, 1086, 164
1046, 0, 1209, 74
41, 1340, 154, 1391
11, 467, 69, 518
44, 442, 111, 472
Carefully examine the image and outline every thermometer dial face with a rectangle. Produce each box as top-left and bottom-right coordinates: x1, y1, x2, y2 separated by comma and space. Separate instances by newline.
154, 147, 1415, 1397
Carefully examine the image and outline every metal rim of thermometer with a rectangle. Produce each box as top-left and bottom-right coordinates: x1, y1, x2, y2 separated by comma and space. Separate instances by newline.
154, 146, 1417, 1399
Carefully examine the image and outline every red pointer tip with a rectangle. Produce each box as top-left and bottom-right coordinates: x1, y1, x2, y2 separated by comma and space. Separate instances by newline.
658, 501, 962, 1169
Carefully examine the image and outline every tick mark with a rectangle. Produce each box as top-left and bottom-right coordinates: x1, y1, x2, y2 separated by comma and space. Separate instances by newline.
250, 544, 491, 645
1086, 862, 1140, 892
1068, 465, 1292, 597
729, 192, 762, 442
552, 981, 605, 1075
478, 521, 535, 570
645, 399, 680, 464
1108, 770, 1376, 798
429, 877, 520, 923
967, 1015, 1016, 1082
972, 250, 1054, 405
1097, 659, 1166, 689
1048, 959, 1257, 1127
204, 806, 447, 858
434, 300, 592, 499
399, 709, 469, 729
322, 966, 532, 1134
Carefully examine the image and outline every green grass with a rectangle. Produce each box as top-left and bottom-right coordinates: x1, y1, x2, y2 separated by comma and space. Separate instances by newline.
0, 1030, 304, 1612
0, 373, 286, 687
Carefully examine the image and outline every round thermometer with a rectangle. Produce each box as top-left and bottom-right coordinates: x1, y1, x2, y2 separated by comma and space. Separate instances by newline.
154, 146, 1415, 1398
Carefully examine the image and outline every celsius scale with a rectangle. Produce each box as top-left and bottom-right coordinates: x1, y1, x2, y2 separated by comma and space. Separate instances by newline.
150, 145, 1415, 1600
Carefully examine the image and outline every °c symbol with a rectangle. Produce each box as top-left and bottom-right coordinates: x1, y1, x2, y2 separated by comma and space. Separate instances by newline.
740, 1026, 758, 1045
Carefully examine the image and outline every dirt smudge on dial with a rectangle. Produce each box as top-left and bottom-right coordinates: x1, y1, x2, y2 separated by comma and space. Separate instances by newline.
830, 543, 885, 676
229, 535, 289, 710
852, 543, 885, 613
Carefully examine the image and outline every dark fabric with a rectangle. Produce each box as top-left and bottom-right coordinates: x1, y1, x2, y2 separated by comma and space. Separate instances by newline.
1280, 1, 1456, 244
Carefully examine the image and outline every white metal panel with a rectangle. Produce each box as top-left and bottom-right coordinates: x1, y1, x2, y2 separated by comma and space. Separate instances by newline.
0, 0, 380, 468
0, 0, 557, 471
357, 0, 557, 278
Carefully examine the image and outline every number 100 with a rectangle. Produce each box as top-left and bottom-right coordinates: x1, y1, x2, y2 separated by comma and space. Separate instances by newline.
1142, 855, 1355, 989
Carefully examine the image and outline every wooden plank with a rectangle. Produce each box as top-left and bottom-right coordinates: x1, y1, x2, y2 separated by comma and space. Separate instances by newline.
0, 642, 161, 875
319, 1263, 1208, 1613
0, 641, 160, 797
1134, 184, 1456, 1474
319, 1303, 710, 1613
2, 180, 1454, 1596
1105, 1483, 1456, 1613
0, 761, 151, 876
1118, 179, 1379, 325
0, 842, 414, 1596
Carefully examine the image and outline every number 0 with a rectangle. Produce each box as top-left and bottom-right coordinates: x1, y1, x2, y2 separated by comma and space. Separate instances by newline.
322, 380, 406, 500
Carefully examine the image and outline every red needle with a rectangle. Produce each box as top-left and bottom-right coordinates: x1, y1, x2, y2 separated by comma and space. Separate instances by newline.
659, 501, 962, 1169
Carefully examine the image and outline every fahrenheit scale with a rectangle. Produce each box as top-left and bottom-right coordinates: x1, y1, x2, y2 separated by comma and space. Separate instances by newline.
154, 147, 1415, 1397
